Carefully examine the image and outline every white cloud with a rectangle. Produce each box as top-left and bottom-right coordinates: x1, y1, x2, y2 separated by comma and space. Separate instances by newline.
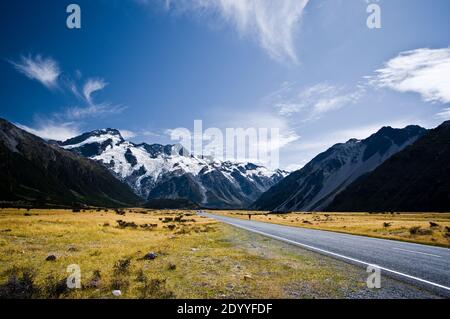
60, 77, 125, 120
369, 47, 450, 104
83, 78, 108, 104
271, 82, 363, 120
12, 55, 60, 89
284, 163, 303, 172
436, 108, 450, 120
255, 129, 299, 152
119, 129, 137, 139
16, 122, 80, 141
162, 0, 309, 63
140, 130, 164, 138
294, 119, 421, 152
64, 103, 126, 120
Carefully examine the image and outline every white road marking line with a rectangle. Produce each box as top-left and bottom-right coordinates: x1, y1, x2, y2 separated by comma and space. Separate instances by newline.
204, 214, 450, 292
393, 247, 442, 258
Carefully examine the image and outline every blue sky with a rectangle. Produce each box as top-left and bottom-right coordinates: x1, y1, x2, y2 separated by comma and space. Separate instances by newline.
1, 0, 449, 170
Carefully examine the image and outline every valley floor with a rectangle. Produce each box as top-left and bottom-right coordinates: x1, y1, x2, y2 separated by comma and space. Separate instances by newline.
210, 211, 450, 248
0, 208, 441, 299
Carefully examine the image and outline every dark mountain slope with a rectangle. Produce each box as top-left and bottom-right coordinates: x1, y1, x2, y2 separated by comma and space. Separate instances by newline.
327, 121, 450, 212
252, 125, 426, 212
0, 118, 140, 207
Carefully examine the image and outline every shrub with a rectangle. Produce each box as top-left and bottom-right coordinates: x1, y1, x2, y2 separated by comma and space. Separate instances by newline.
137, 277, 175, 299
165, 224, 176, 231
116, 220, 137, 229
85, 270, 101, 289
174, 215, 184, 222
409, 226, 432, 236
43, 275, 69, 298
115, 209, 126, 216
110, 278, 129, 291
135, 269, 146, 283
429, 222, 440, 228
140, 223, 158, 230
113, 258, 132, 275
92, 269, 101, 280
168, 263, 176, 271
0, 268, 38, 299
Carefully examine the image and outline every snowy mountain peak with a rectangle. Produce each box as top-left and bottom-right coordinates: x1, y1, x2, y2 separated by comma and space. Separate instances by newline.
60, 129, 286, 208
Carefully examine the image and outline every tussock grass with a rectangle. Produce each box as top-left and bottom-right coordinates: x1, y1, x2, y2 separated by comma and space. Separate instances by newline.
0, 208, 379, 298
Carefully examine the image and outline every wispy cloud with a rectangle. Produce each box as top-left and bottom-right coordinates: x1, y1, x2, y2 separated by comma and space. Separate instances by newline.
59, 77, 125, 120
15, 121, 80, 141
83, 78, 108, 104
369, 47, 450, 104
63, 103, 126, 120
436, 108, 450, 120
12, 55, 60, 89
158, 0, 309, 63
269, 82, 363, 120
11, 53, 126, 121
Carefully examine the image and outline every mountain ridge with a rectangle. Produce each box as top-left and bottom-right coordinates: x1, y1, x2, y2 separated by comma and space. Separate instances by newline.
60, 128, 288, 209
327, 120, 450, 212
0, 118, 141, 207
251, 124, 427, 212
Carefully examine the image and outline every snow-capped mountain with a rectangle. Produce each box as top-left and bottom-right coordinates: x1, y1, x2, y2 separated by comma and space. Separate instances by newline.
327, 121, 450, 212
0, 119, 139, 207
59, 129, 288, 208
251, 125, 427, 212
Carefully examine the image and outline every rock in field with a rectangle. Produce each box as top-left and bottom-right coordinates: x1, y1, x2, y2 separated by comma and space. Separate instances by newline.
112, 290, 122, 296
46, 254, 57, 261
143, 252, 158, 260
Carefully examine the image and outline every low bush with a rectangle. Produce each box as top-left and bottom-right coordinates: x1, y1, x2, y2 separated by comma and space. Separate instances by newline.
116, 220, 138, 229
0, 268, 38, 299
113, 258, 132, 275
409, 226, 432, 236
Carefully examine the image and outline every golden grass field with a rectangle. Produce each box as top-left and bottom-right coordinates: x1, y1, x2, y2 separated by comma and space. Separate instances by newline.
0, 208, 388, 299
210, 211, 450, 248
0, 208, 445, 299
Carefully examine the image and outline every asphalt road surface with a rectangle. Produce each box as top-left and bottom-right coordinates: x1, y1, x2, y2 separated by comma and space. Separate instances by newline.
199, 212, 450, 297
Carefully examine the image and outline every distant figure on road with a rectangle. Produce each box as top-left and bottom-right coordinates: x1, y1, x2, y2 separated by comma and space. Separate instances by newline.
248, 214, 252, 220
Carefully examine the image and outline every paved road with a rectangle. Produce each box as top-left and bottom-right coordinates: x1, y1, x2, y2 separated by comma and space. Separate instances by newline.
199, 212, 450, 297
